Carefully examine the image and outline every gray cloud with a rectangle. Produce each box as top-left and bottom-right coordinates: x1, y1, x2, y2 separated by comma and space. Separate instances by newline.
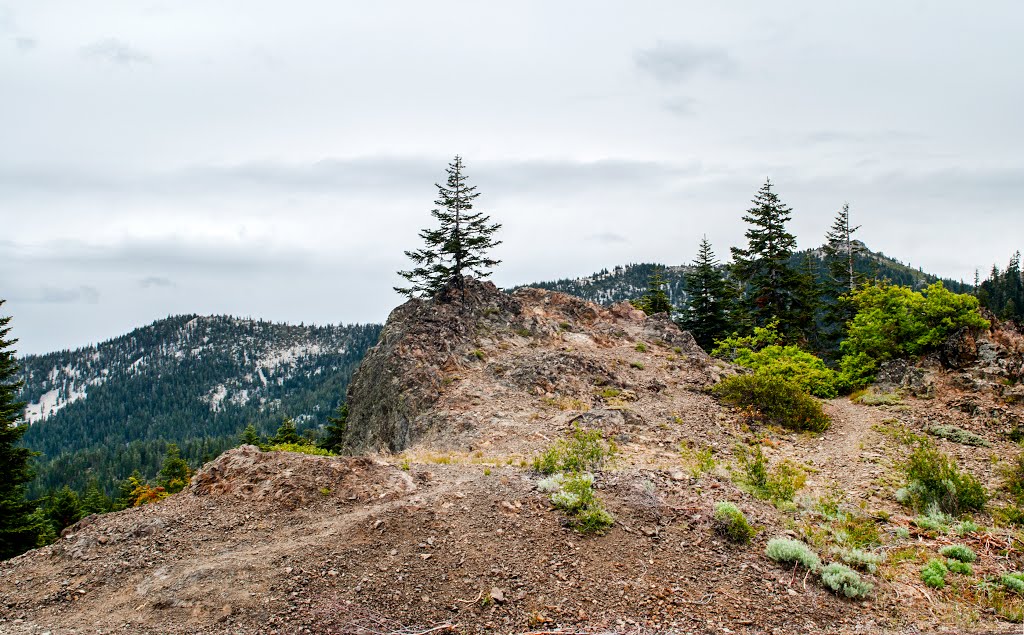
139, 276, 175, 288
588, 232, 629, 244
635, 41, 735, 84
80, 38, 152, 65
32, 286, 100, 304
13, 36, 35, 51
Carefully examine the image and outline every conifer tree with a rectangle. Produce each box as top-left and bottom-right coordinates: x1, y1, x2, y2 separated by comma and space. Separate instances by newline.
730, 179, 802, 335
679, 237, 734, 350
157, 443, 192, 493
269, 418, 301, 446
0, 301, 39, 560
396, 156, 502, 298
793, 253, 823, 349
320, 403, 348, 453
239, 423, 261, 447
45, 486, 83, 534
80, 479, 112, 516
634, 267, 673, 315
822, 203, 864, 294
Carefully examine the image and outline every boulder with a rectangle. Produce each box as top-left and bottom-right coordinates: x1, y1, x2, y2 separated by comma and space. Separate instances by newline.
942, 327, 978, 369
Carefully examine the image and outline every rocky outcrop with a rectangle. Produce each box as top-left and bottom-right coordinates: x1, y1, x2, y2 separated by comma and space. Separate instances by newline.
941, 327, 978, 369
342, 277, 710, 453
342, 277, 527, 452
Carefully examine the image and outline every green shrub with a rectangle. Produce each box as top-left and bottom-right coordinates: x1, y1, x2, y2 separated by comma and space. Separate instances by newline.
630, 361, 645, 370
713, 502, 756, 544
1001, 573, 1024, 593
635, 342, 648, 353
266, 442, 335, 456
839, 281, 989, 387
736, 444, 806, 502
911, 509, 952, 533
714, 374, 830, 433
947, 560, 973, 575
921, 558, 948, 589
835, 548, 884, 574
713, 321, 844, 398
546, 473, 614, 535
765, 538, 820, 571
899, 440, 986, 515
532, 427, 616, 474
955, 519, 980, 535
821, 563, 873, 599
1005, 453, 1024, 504
939, 544, 977, 563
928, 425, 989, 447
852, 390, 902, 406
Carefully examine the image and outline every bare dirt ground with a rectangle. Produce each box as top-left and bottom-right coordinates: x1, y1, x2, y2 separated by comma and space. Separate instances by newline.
3, 286, 1023, 635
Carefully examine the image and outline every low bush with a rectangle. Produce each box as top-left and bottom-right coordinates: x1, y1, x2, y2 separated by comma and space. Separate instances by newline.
712, 321, 844, 398
940, 544, 977, 563
821, 563, 873, 599
899, 440, 986, 515
736, 444, 806, 503
765, 538, 820, 571
928, 425, 989, 447
713, 502, 756, 544
1005, 453, 1024, 504
921, 558, 948, 589
835, 547, 884, 574
1001, 573, 1024, 593
947, 560, 973, 575
266, 442, 335, 456
545, 472, 614, 535
532, 426, 616, 474
715, 374, 830, 433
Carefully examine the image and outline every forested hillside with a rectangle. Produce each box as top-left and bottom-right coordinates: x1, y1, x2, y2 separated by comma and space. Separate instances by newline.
518, 242, 970, 309
17, 316, 381, 497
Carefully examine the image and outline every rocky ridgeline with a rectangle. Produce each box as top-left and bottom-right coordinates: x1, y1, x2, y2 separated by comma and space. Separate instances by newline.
343, 276, 711, 453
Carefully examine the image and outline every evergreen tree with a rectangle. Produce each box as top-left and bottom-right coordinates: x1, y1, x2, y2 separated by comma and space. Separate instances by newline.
822, 203, 865, 294
320, 403, 348, 453
114, 470, 144, 510
679, 237, 733, 350
730, 179, 803, 335
45, 486, 83, 534
239, 423, 261, 447
396, 156, 502, 298
156, 443, 192, 494
0, 300, 38, 560
634, 268, 673, 315
80, 479, 112, 516
793, 253, 823, 349
269, 418, 301, 446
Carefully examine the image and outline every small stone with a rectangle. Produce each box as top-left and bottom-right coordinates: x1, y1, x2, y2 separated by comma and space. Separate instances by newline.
489, 587, 505, 603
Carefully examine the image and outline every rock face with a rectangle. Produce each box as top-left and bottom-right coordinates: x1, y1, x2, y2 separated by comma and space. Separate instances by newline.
941, 326, 978, 369
343, 277, 709, 453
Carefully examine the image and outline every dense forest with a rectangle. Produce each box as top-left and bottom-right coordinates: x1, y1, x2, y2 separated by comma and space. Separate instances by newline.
17, 315, 381, 498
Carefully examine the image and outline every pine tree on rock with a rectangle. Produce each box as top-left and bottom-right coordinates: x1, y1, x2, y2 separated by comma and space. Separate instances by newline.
156, 443, 192, 494
0, 301, 39, 560
730, 179, 803, 336
634, 267, 673, 315
679, 237, 734, 350
396, 156, 502, 299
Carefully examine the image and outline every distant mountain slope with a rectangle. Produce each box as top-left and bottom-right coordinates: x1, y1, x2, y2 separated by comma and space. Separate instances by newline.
516, 243, 969, 307
17, 315, 381, 496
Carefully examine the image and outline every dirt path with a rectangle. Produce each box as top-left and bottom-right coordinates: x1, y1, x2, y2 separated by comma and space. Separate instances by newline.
785, 398, 893, 501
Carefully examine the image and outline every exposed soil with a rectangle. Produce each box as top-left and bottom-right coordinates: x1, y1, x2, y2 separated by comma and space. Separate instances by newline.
3, 287, 1024, 635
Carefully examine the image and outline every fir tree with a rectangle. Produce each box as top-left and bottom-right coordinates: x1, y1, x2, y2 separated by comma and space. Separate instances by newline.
239, 423, 261, 447
80, 479, 112, 516
634, 267, 673, 315
320, 403, 348, 453
679, 237, 733, 350
114, 470, 144, 510
45, 486, 83, 534
0, 301, 38, 560
269, 418, 301, 446
730, 179, 802, 335
396, 156, 502, 298
822, 203, 864, 294
793, 253, 823, 349
156, 443, 191, 494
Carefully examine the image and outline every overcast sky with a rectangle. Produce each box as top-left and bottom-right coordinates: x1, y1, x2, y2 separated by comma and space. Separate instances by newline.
2, 1, 1022, 354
